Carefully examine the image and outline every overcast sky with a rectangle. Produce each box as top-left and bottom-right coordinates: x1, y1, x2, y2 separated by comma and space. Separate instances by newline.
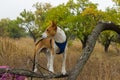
0, 0, 114, 20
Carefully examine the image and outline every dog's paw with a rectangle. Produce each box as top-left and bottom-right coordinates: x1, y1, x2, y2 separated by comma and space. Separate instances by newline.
49, 68, 54, 73
34, 68, 38, 72
62, 70, 67, 75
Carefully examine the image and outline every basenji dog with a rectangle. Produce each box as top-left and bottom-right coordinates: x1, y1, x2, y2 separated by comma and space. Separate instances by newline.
34, 21, 67, 75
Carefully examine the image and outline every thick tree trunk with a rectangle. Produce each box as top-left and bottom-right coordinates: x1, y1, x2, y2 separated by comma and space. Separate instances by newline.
104, 35, 114, 52
104, 40, 110, 52
67, 22, 120, 80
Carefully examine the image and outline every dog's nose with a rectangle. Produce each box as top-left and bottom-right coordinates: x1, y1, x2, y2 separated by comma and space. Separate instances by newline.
41, 32, 47, 38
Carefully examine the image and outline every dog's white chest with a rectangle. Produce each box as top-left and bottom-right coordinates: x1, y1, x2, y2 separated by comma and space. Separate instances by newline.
54, 27, 66, 43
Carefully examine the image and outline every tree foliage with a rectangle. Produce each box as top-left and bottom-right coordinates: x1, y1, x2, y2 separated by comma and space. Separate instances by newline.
0, 18, 26, 38
7, 20, 26, 38
113, 0, 120, 5
99, 30, 118, 52
17, 9, 37, 41
0, 18, 10, 37
33, 2, 52, 31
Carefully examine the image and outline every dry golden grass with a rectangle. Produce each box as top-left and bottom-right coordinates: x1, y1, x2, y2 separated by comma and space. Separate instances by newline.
0, 37, 120, 80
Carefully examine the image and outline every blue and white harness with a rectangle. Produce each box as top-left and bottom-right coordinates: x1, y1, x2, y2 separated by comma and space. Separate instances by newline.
55, 39, 67, 54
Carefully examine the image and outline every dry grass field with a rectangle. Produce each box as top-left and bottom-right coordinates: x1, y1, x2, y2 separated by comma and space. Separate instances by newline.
0, 37, 120, 80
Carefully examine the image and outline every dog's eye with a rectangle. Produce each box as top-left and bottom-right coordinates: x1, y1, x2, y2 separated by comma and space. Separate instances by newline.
47, 29, 49, 32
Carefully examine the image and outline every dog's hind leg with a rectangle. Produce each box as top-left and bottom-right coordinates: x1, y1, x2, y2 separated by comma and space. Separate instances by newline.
33, 47, 42, 72
33, 51, 39, 72
44, 50, 51, 70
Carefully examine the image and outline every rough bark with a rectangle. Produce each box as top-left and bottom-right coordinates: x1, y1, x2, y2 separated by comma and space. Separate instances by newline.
81, 34, 88, 49
67, 22, 120, 80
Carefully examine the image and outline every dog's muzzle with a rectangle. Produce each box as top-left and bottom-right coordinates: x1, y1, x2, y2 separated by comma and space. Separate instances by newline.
41, 32, 47, 38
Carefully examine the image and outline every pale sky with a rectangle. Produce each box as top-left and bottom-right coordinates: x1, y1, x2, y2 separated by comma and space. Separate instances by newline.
0, 0, 114, 20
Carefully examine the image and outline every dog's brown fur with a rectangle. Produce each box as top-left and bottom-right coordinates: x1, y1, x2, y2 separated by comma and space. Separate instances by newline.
33, 37, 55, 71
44, 21, 57, 37
35, 38, 54, 51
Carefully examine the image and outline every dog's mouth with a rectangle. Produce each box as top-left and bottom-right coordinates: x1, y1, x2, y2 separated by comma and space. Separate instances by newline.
41, 32, 48, 38
42, 32, 56, 38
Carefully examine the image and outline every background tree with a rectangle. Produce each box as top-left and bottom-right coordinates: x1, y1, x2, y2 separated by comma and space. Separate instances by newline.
7, 20, 26, 38
98, 0, 120, 52
0, 18, 10, 37
0, 18, 26, 38
18, 9, 36, 41
64, 0, 104, 48
113, 0, 120, 5
99, 30, 118, 52
33, 2, 52, 33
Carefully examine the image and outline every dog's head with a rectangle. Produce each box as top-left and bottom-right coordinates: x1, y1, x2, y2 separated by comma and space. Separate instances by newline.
42, 21, 57, 38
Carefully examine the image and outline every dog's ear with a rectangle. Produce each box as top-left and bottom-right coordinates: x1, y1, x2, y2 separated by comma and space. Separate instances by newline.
50, 21, 57, 30
51, 21, 57, 27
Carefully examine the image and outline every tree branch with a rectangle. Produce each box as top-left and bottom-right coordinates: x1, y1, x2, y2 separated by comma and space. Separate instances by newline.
67, 22, 120, 80
0, 68, 69, 79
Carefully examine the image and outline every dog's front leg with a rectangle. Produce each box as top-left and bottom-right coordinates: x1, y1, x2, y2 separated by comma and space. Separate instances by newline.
49, 47, 55, 73
49, 52, 54, 72
61, 47, 67, 75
